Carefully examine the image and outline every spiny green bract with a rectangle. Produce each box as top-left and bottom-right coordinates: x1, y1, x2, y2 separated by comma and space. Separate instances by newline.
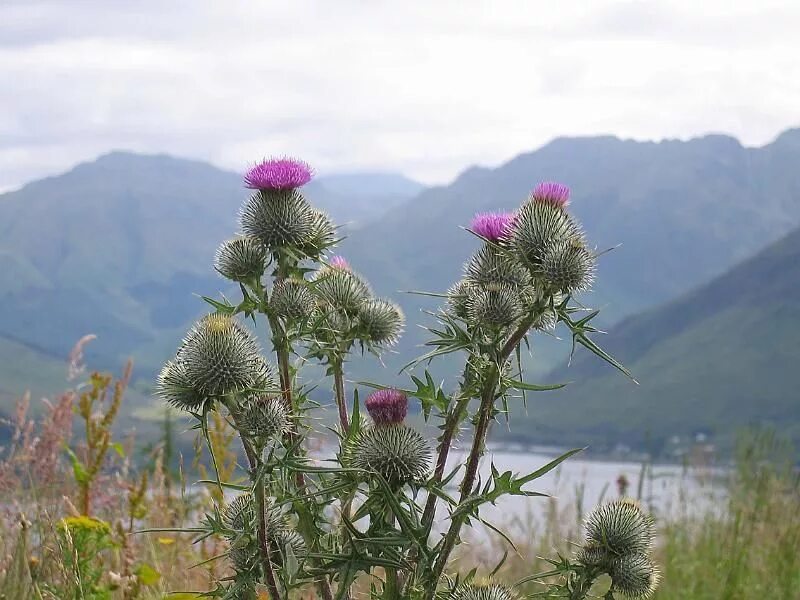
576, 542, 612, 570
539, 238, 595, 294
447, 279, 478, 319
213, 236, 266, 283
357, 298, 405, 346
311, 266, 372, 315
236, 395, 289, 442
467, 285, 525, 328
344, 424, 431, 486
584, 499, 655, 556
610, 553, 661, 598
239, 188, 317, 250
155, 360, 205, 410
509, 200, 583, 274
297, 209, 336, 258
177, 314, 266, 397
464, 245, 531, 289
449, 582, 516, 600
269, 278, 316, 321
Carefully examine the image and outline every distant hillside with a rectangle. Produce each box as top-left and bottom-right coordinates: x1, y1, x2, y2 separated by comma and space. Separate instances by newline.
510, 224, 800, 453
340, 129, 800, 377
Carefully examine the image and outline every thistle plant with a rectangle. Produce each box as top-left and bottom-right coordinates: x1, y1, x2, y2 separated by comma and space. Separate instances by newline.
151, 159, 659, 600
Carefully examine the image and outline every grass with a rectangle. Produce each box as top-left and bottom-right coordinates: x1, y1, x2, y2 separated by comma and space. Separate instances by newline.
1, 367, 798, 599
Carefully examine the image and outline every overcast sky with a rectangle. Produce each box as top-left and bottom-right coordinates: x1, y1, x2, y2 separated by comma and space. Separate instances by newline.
2, 0, 799, 191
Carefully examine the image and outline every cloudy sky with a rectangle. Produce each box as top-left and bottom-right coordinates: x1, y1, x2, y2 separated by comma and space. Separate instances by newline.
2, 0, 799, 191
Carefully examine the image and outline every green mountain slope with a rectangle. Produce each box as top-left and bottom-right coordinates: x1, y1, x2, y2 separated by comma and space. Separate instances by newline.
512, 225, 800, 452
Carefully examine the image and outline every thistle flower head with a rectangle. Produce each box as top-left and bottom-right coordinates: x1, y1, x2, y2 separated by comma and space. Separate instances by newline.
345, 424, 431, 485
244, 157, 313, 190
467, 285, 524, 328
358, 298, 404, 346
312, 266, 371, 315
297, 210, 336, 258
464, 245, 531, 289
240, 188, 317, 250
447, 280, 478, 319
177, 314, 264, 396
365, 388, 408, 425
155, 360, 205, 410
540, 238, 595, 294
470, 212, 516, 242
449, 581, 516, 600
510, 200, 583, 273
584, 499, 656, 556
214, 236, 266, 283
531, 181, 570, 207
329, 255, 350, 270
576, 542, 613, 570
222, 492, 284, 537
610, 553, 661, 599
269, 278, 316, 321
236, 395, 290, 442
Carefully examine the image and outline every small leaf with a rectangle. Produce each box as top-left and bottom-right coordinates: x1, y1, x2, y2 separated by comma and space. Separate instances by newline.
134, 563, 161, 586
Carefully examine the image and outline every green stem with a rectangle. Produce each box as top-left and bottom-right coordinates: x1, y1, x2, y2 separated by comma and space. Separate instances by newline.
332, 357, 350, 432
384, 510, 401, 600
423, 318, 535, 599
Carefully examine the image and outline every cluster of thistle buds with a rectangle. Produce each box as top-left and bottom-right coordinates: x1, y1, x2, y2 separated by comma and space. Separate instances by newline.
449, 182, 595, 334
576, 499, 661, 598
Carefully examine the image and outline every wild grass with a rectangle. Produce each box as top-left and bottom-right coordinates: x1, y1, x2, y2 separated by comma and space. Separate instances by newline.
1, 365, 797, 599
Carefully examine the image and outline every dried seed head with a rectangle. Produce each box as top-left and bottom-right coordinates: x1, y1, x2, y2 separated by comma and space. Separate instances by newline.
177, 314, 263, 396
610, 553, 661, 599
584, 499, 656, 556
358, 298, 404, 346
345, 424, 431, 486
214, 237, 266, 283
155, 360, 205, 410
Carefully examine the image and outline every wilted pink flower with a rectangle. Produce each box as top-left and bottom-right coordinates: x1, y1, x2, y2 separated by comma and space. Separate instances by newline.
531, 181, 570, 207
470, 212, 516, 242
244, 157, 313, 190
329, 255, 350, 270
365, 388, 408, 425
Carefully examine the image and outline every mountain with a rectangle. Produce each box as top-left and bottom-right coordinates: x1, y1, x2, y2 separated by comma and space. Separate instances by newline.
339, 129, 800, 377
509, 224, 800, 453
0, 152, 422, 401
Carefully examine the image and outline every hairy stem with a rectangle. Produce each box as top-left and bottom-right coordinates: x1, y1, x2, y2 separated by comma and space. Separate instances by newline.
332, 358, 350, 431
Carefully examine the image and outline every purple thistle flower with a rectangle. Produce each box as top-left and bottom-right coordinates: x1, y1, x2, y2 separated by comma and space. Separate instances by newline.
365, 388, 408, 425
531, 181, 570, 207
244, 157, 313, 190
470, 212, 516, 242
329, 255, 350, 270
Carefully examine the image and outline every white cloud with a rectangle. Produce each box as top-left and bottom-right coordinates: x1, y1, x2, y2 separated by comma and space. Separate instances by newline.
1, 0, 799, 191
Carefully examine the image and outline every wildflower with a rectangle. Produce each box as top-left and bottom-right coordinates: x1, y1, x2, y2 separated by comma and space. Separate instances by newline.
357, 298, 404, 346
345, 423, 431, 485
270, 279, 316, 320
531, 181, 570, 207
365, 389, 408, 425
329, 255, 350, 270
584, 499, 655, 555
214, 237, 267, 283
244, 157, 313, 190
610, 553, 661, 598
470, 212, 516, 242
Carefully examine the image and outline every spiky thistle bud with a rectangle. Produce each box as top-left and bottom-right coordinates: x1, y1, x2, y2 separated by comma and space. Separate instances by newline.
297, 209, 336, 258
222, 492, 285, 536
358, 298, 404, 346
240, 188, 317, 250
467, 285, 524, 328
576, 542, 613, 570
449, 582, 516, 600
584, 499, 656, 556
365, 388, 408, 425
244, 157, 313, 190
345, 424, 431, 486
155, 360, 205, 410
610, 553, 661, 599
214, 236, 266, 284
447, 279, 478, 319
269, 278, 316, 321
539, 238, 595, 294
177, 314, 264, 396
464, 245, 531, 289
509, 198, 583, 274
236, 395, 290, 442
470, 212, 516, 243
311, 266, 371, 315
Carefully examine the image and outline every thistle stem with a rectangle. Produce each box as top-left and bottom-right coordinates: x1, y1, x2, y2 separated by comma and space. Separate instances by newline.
424, 318, 535, 598
332, 358, 350, 432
